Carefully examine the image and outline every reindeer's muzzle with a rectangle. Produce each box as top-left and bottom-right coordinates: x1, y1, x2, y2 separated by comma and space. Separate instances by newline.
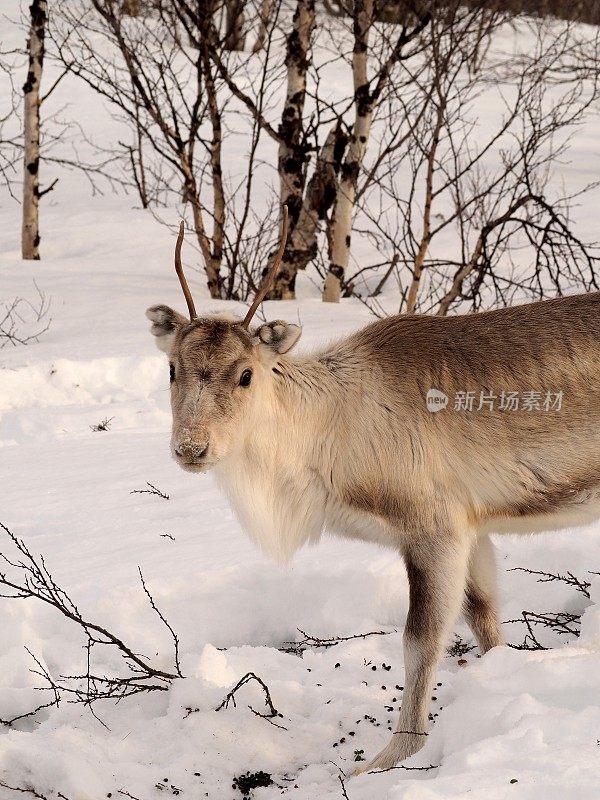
173, 439, 210, 467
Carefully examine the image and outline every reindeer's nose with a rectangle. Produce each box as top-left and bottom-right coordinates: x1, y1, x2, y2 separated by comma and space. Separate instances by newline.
174, 440, 209, 462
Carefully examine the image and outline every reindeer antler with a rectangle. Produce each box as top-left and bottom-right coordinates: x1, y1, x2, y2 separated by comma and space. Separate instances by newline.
242, 205, 289, 329
175, 221, 197, 321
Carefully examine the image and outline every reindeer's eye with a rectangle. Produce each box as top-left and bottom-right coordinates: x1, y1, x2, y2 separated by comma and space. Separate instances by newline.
239, 369, 252, 387
169, 363, 175, 383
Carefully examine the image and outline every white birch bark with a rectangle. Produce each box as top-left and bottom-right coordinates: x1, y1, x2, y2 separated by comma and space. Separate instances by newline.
323, 0, 374, 303
22, 0, 47, 261
277, 0, 315, 214
271, 122, 347, 297
269, 0, 315, 298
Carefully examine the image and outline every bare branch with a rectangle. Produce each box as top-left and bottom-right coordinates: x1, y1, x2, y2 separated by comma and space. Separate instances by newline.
216, 672, 281, 722
281, 627, 395, 656
0, 522, 182, 709
130, 482, 170, 500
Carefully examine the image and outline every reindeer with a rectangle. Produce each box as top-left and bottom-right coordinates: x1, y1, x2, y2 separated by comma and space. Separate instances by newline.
146, 208, 600, 773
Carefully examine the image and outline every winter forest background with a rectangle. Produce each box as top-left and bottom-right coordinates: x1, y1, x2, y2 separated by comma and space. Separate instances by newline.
2, 1, 600, 798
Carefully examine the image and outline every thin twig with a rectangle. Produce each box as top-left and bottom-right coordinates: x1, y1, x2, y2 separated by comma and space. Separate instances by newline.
281, 628, 395, 656
130, 483, 169, 500
138, 568, 183, 678
508, 566, 591, 599
216, 672, 279, 718
368, 763, 439, 774
0, 523, 181, 710
0, 783, 54, 800
338, 773, 350, 799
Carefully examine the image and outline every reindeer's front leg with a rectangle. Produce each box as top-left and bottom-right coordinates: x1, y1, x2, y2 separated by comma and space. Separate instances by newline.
355, 525, 472, 774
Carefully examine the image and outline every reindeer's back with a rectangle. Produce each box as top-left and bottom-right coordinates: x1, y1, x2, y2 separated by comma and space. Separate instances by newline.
348, 291, 600, 393
332, 292, 600, 521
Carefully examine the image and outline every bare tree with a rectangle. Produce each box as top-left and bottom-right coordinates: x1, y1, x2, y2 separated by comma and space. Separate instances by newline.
47, 0, 600, 307
22, 0, 47, 260
269, 121, 348, 296
51, 0, 289, 299
200, 0, 431, 300
323, 1, 430, 301
267, 0, 316, 297
354, 10, 600, 314
1, 13, 122, 240
52, 0, 227, 296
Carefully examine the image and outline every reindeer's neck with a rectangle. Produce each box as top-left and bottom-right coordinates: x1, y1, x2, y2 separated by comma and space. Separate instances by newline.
214, 351, 345, 562
273, 352, 341, 428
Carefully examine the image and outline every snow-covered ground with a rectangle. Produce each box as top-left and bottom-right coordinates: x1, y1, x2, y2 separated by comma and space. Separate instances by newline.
3, 6, 600, 800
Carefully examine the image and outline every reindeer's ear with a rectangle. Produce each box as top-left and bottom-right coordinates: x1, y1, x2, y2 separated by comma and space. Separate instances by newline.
146, 305, 187, 355
254, 320, 302, 355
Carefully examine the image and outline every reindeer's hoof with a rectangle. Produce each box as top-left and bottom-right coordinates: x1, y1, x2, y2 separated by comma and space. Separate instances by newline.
350, 761, 373, 777
351, 731, 426, 776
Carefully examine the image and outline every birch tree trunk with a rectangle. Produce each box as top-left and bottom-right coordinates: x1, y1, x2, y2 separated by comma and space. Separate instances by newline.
323, 0, 374, 302
269, 122, 348, 297
22, 0, 47, 261
252, 0, 274, 53
322, 5, 430, 302
405, 97, 445, 313
224, 0, 246, 51
270, 0, 316, 299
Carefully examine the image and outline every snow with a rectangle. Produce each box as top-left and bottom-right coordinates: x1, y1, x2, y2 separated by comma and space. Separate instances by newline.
2, 5, 600, 800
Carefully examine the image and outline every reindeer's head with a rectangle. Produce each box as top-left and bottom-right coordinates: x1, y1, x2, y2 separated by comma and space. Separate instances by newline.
146, 208, 301, 472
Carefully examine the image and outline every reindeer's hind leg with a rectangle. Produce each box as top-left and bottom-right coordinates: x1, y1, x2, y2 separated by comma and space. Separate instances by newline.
355, 521, 472, 774
464, 533, 504, 653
